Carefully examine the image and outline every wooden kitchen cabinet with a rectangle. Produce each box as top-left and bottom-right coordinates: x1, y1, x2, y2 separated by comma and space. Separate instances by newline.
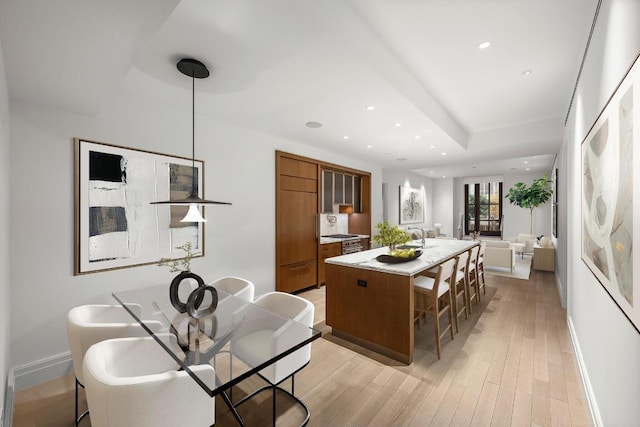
318, 242, 342, 287
276, 150, 372, 294
276, 153, 318, 292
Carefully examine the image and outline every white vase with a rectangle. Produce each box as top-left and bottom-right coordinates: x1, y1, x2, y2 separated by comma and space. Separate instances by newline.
540, 236, 551, 248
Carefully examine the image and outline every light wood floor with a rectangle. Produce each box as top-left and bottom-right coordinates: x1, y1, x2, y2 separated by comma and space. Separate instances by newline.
13, 267, 592, 426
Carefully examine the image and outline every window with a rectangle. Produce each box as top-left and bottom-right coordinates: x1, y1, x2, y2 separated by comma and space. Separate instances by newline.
465, 182, 503, 236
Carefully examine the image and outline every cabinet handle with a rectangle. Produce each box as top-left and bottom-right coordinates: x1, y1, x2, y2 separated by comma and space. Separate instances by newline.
289, 263, 308, 271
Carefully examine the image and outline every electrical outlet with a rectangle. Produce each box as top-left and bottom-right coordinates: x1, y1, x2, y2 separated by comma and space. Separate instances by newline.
357, 279, 367, 287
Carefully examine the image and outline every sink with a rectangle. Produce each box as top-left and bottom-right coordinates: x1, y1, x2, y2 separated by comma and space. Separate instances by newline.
396, 244, 422, 249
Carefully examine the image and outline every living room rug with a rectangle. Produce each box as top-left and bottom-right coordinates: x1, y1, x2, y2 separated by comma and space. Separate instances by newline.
485, 255, 532, 280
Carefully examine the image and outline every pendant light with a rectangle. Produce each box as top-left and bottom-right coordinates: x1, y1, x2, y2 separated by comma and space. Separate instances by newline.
150, 58, 231, 222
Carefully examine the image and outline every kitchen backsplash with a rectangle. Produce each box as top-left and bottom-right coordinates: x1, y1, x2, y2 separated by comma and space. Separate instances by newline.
320, 213, 349, 235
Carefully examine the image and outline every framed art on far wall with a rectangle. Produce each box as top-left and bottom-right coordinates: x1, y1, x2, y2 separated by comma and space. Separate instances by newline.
581, 53, 639, 333
74, 138, 205, 275
399, 186, 425, 224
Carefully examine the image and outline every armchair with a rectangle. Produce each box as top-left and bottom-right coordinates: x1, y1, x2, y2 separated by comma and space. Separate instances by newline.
82, 336, 215, 427
231, 291, 315, 425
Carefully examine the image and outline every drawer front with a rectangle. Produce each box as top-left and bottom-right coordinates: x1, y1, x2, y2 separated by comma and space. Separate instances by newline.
278, 260, 318, 293
320, 242, 343, 257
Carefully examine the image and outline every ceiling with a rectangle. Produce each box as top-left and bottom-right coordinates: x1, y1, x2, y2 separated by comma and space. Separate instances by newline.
0, 0, 597, 178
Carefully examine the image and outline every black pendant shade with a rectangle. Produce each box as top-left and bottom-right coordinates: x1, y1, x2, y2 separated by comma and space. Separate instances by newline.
150, 58, 231, 210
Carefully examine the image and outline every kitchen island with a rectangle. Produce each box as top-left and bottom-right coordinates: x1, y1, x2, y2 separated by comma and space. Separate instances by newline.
325, 238, 478, 364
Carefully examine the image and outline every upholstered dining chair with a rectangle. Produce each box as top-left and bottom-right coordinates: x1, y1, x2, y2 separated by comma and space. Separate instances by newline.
66, 304, 162, 426
231, 291, 315, 425
209, 276, 255, 302
82, 335, 215, 427
466, 245, 481, 310
413, 258, 457, 359
451, 251, 469, 332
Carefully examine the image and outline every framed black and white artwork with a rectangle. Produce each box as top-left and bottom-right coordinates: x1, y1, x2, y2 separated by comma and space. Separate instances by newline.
399, 186, 425, 225
74, 138, 204, 275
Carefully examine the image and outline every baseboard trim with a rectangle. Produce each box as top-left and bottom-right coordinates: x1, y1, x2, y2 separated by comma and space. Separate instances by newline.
4, 352, 73, 426
13, 351, 73, 391
555, 271, 566, 308
567, 315, 602, 426
3, 367, 14, 427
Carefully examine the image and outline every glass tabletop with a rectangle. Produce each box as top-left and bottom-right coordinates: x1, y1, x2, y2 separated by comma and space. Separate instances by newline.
113, 284, 321, 397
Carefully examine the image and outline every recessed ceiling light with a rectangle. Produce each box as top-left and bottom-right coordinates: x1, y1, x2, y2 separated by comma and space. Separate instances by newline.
441, 152, 447, 156
430, 171, 434, 174
305, 121, 322, 128
342, 135, 349, 140
414, 135, 421, 139
365, 105, 375, 111
395, 123, 402, 127
524, 160, 528, 164
522, 69, 533, 76
366, 145, 372, 149
442, 175, 447, 178
429, 145, 436, 149
478, 41, 491, 49
526, 168, 531, 171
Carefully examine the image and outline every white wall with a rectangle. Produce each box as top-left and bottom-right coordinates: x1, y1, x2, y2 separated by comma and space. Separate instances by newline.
0, 33, 10, 419
8, 88, 382, 370
432, 178, 453, 237
564, 0, 640, 425
502, 171, 553, 239
381, 169, 433, 233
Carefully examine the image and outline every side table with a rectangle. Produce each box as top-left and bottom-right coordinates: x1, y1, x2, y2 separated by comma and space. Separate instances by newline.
533, 245, 555, 271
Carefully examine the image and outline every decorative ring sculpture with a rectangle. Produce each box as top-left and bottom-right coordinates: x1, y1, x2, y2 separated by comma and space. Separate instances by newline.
186, 285, 218, 319
169, 271, 205, 313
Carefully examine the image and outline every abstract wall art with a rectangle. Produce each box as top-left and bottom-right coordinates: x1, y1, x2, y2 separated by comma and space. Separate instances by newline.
581, 53, 640, 333
399, 186, 425, 225
74, 138, 204, 275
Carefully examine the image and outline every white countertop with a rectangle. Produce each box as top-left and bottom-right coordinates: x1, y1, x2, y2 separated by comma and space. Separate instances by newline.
320, 234, 369, 244
324, 238, 477, 276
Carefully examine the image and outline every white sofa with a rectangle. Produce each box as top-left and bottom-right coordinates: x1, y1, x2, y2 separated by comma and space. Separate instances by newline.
483, 240, 516, 271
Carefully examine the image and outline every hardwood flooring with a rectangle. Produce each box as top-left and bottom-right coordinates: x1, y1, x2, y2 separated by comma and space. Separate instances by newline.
13, 268, 592, 426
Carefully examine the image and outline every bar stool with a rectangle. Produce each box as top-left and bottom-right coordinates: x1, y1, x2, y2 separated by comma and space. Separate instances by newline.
413, 258, 457, 359
477, 242, 487, 296
466, 245, 481, 311
451, 251, 469, 332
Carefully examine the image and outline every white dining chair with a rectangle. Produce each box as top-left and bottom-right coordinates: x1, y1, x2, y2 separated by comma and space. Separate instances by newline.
209, 276, 255, 302
66, 304, 162, 426
82, 335, 215, 427
231, 291, 315, 425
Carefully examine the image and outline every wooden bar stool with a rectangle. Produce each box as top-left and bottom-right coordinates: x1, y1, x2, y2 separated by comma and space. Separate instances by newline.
451, 251, 469, 332
466, 245, 481, 311
413, 258, 457, 359
477, 242, 487, 296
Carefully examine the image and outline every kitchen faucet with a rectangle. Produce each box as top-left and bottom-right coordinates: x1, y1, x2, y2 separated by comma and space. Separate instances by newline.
408, 227, 425, 248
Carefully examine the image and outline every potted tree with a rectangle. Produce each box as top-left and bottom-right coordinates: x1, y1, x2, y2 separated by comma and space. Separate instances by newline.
505, 174, 553, 235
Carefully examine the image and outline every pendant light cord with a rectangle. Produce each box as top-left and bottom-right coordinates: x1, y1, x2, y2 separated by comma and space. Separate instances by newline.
191, 70, 196, 195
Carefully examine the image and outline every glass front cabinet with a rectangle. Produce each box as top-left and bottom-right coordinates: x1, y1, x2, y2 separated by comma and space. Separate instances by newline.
321, 170, 362, 213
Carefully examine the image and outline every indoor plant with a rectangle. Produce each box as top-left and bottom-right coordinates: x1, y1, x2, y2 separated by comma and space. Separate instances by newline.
505, 174, 553, 234
372, 220, 411, 252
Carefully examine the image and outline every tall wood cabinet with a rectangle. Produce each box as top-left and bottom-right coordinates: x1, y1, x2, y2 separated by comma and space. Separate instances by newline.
276, 153, 318, 292
276, 151, 371, 293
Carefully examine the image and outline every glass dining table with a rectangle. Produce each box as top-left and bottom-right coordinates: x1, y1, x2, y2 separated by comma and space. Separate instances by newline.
113, 284, 321, 426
